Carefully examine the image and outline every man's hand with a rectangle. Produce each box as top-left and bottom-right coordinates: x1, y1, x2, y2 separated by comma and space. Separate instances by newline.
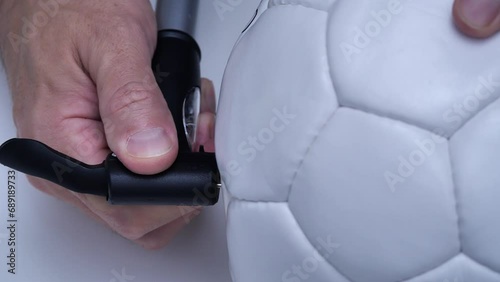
0, 0, 216, 249
453, 0, 500, 38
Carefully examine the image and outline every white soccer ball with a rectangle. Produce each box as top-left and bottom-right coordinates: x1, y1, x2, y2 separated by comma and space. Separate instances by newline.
215, 0, 500, 281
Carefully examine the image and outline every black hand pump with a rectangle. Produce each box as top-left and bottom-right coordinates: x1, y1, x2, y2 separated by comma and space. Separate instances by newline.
0, 0, 221, 206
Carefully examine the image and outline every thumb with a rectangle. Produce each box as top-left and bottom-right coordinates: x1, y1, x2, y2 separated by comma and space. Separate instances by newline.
83, 32, 178, 175
453, 0, 500, 38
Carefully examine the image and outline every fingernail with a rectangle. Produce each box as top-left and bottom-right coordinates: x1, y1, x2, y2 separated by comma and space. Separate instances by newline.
459, 0, 500, 28
126, 128, 173, 158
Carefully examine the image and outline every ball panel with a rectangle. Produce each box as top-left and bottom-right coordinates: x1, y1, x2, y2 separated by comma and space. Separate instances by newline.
404, 254, 500, 282
327, 0, 500, 137
227, 200, 350, 282
288, 108, 459, 282
268, 0, 336, 11
216, 5, 337, 202
220, 0, 500, 280
450, 99, 500, 272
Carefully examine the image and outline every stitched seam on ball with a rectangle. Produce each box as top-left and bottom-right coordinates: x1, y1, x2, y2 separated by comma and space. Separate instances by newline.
397, 255, 459, 282
285, 9, 339, 202
332, 80, 500, 140
281, 8, 350, 278
341, 106, 448, 140
398, 254, 500, 281
447, 141, 463, 254
324, 7, 460, 277
268, 0, 331, 12
342, 102, 442, 134
323, 0, 444, 139
229, 196, 286, 203
275, 8, 351, 279
450, 94, 500, 138
462, 254, 500, 277
228, 198, 354, 281
447, 89, 500, 274
285, 107, 337, 203
285, 202, 354, 282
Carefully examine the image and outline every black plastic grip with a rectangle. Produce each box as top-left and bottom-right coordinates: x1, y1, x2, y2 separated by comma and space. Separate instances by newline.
0, 139, 107, 196
0, 4, 221, 206
106, 152, 220, 205
153, 30, 201, 153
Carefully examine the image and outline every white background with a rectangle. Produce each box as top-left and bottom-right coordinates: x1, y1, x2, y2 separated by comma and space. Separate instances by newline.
0, 0, 260, 281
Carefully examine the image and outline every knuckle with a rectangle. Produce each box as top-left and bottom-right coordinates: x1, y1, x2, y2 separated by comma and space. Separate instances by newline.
106, 83, 156, 121
112, 19, 139, 40
114, 6, 156, 41
26, 176, 46, 191
71, 124, 106, 160
104, 212, 151, 240
95, 12, 154, 47
26, 176, 56, 197
140, 239, 168, 251
116, 225, 149, 241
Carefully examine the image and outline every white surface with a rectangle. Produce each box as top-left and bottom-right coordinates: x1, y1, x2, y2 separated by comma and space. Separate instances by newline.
217, 0, 500, 281
0, 0, 260, 281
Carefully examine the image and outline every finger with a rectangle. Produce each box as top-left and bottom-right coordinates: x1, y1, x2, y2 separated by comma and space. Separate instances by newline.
453, 0, 500, 38
79, 22, 178, 175
23, 118, 113, 225
27, 175, 86, 210
77, 193, 201, 241
27, 176, 110, 226
195, 112, 216, 152
17, 80, 113, 225
200, 79, 217, 114
193, 79, 216, 152
134, 209, 201, 250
